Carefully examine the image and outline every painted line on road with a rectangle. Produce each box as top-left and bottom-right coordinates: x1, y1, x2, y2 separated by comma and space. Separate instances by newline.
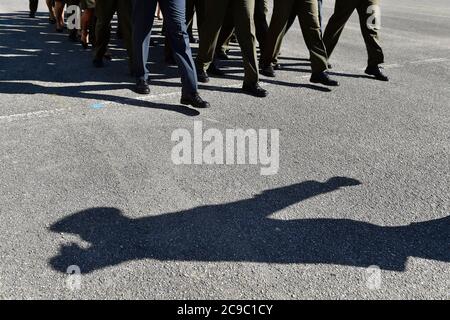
0, 108, 69, 123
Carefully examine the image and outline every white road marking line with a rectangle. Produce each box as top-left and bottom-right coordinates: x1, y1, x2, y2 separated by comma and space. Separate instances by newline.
408, 58, 450, 64
0, 54, 35, 57
0, 108, 69, 123
0, 57, 448, 124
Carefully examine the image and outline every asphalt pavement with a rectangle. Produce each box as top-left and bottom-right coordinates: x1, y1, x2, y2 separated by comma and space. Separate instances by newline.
0, 0, 449, 299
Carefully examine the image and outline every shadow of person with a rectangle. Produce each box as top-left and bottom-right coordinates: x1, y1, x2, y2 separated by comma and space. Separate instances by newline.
48, 177, 450, 274
0, 82, 200, 116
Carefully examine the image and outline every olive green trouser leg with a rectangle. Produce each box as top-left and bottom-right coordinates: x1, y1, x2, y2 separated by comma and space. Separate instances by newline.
232, 0, 259, 84
30, 0, 39, 14
324, 0, 383, 66
116, 0, 133, 66
323, 0, 358, 60
218, 0, 266, 54
295, 0, 328, 73
261, 0, 292, 67
197, 0, 259, 85
254, 0, 268, 49
356, 0, 384, 66
216, 6, 235, 54
196, 0, 230, 71
94, 0, 116, 60
187, 0, 206, 36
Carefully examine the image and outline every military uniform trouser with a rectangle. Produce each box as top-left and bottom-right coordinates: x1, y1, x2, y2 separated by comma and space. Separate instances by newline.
94, 0, 133, 66
323, 0, 384, 67
216, 0, 268, 54
261, 0, 328, 73
30, 0, 57, 13
133, 0, 198, 95
186, 0, 205, 36
29, 0, 39, 13
196, 0, 259, 85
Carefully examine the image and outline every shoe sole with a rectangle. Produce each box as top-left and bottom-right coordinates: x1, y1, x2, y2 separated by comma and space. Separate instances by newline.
365, 70, 389, 81
310, 79, 340, 87
242, 89, 269, 98
180, 99, 210, 108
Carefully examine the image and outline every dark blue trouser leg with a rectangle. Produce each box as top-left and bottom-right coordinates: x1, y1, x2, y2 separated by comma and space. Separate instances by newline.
158, 0, 198, 95
132, 0, 157, 81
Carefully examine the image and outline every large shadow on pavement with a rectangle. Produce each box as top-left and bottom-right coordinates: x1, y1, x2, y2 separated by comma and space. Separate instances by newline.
48, 177, 450, 273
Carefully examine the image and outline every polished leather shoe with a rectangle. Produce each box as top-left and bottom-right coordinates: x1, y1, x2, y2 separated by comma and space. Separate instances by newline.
365, 65, 389, 81
261, 64, 275, 77
216, 51, 229, 60
181, 93, 210, 108
310, 71, 340, 86
196, 68, 210, 83
135, 78, 150, 94
189, 36, 198, 44
242, 83, 268, 97
207, 63, 225, 76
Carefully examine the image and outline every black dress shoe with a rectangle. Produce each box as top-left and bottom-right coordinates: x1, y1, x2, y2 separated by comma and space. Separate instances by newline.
92, 58, 104, 68
181, 93, 210, 109
189, 36, 198, 44
310, 71, 340, 86
261, 63, 275, 77
242, 83, 268, 97
135, 78, 150, 94
365, 65, 389, 81
216, 51, 229, 60
207, 63, 225, 76
196, 68, 210, 83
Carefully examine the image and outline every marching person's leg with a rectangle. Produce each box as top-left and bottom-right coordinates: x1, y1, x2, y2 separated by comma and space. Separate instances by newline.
93, 0, 117, 67
46, 0, 56, 23
260, 0, 294, 77
54, 0, 66, 31
215, 6, 235, 60
80, 0, 95, 49
29, 0, 39, 18
358, 0, 388, 81
132, 0, 158, 94
195, 0, 230, 83
318, 0, 323, 33
159, 0, 210, 108
116, 0, 134, 73
232, 0, 267, 97
322, 0, 357, 61
254, 0, 269, 49
297, 0, 339, 86
185, 0, 196, 42
270, 10, 297, 70
195, 0, 206, 31
66, 0, 81, 42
